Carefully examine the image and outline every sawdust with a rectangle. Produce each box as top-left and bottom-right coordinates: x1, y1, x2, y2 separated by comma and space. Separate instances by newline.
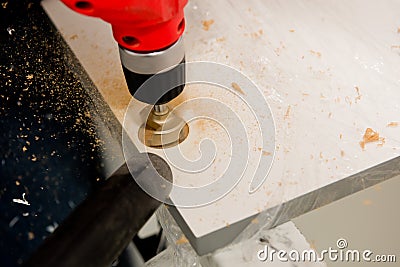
202, 19, 214, 31
250, 29, 263, 38
196, 120, 207, 132
309, 50, 321, 58
362, 199, 372, 206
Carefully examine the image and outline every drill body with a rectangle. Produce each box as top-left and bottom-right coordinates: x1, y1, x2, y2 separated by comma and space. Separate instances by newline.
61, 0, 188, 105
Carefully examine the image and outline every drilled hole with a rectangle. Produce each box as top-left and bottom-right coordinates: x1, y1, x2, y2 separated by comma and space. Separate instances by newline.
122, 36, 140, 47
177, 18, 185, 34
75, 1, 92, 10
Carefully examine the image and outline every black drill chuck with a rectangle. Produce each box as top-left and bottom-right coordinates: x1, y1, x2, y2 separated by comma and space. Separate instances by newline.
122, 58, 185, 105
119, 38, 186, 105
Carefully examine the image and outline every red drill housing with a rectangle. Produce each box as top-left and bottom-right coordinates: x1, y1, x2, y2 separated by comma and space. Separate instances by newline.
61, 0, 188, 52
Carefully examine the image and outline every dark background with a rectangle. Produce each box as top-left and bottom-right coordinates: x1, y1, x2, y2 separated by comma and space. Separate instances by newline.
0, 0, 121, 265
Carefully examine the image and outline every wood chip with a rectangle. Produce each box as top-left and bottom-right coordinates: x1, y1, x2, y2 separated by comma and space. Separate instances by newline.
28, 232, 35, 240
231, 82, 245, 95
387, 122, 398, 127
359, 128, 384, 149
251, 218, 259, 224
309, 50, 321, 58
284, 105, 291, 120
175, 235, 189, 245
262, 151, 271, 156
354, 86, 362, 102
362, 199, 372, 206
202, 19, 214, 31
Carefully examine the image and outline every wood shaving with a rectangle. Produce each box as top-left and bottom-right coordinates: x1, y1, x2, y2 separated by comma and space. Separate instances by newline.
251, 218, 259, 224
359, 128, 384, 149
175, 234, 189, 245
202, 19, 214, 31
387, 122, 398, 127
262, 151, 271, 156
284, 105, 291, 120
354, 86, 362, 102
28, 232, 35, 240
257, 148, 271, 156
231, 82, 245, 95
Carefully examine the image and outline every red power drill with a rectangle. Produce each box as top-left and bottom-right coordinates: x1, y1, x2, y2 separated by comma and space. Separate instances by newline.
61, 0, 188, 106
